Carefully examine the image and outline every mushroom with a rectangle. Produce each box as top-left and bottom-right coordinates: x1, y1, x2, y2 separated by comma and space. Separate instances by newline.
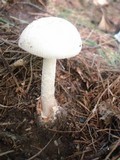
18, 17, 82, 123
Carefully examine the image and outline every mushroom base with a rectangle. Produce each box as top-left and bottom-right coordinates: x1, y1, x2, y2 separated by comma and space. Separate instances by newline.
36, 97, 67, 126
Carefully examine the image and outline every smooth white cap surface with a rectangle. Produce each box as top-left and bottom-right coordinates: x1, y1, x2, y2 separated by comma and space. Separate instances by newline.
18, 17, 82, 59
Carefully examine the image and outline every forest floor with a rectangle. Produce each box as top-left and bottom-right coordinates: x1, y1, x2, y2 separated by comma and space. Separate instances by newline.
0, 0, 120, 160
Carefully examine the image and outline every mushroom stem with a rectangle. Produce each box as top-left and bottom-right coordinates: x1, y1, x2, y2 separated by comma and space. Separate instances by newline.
41, 58, 58, 119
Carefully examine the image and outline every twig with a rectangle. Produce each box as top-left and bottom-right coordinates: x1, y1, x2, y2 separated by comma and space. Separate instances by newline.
0, 150, 14, 157
85, 29, 94, 41
59, 83, 90, 112
26, 56, 33, 93
92, 75, 120, 113
38, 0, 46, 8
0, 53, 25, 93
0, 54, 20, 88
0, 131, 27, 143
0, 122, 15, 126
80, 76, 120, 131
27, 134, 56, 160
0, 38, 17, 47
105, 138, 120, 160
87, 124, 97, 152
17, 2, 54, 16
0, 104, 14, 108
10, 16, 29, 24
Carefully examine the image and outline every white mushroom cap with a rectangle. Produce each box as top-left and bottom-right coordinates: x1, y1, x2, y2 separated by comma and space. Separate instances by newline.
18, 17, 82, 59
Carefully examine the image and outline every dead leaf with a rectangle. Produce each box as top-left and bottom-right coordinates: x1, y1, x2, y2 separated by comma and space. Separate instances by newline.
98, 14, 116, 33
10, 59, 25, 67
